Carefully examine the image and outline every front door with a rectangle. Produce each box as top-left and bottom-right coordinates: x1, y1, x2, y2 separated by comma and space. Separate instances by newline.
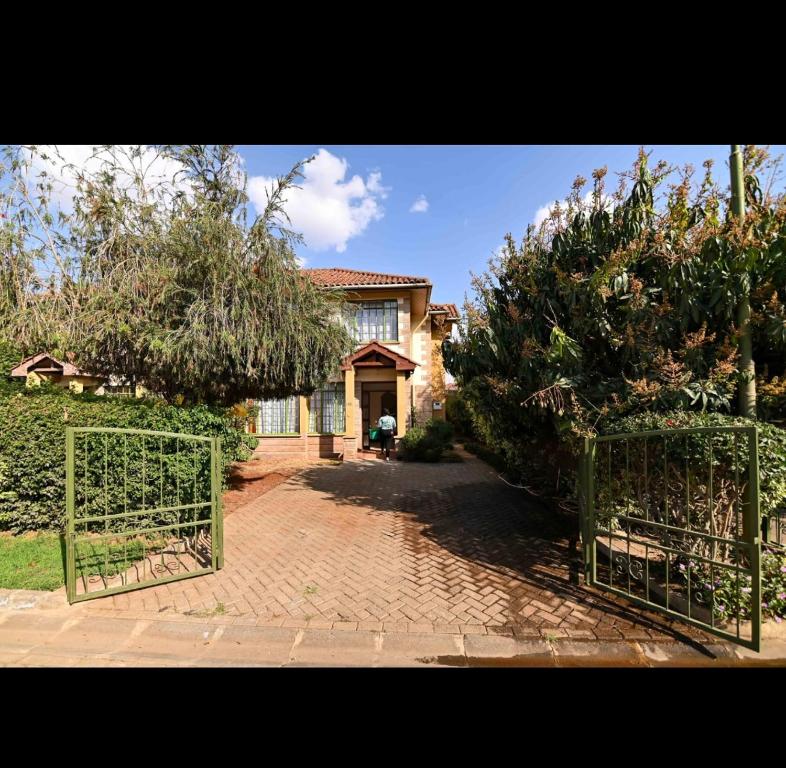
361, 384, 397, 449
381, 392, 396, 432
362, 388, 370, 448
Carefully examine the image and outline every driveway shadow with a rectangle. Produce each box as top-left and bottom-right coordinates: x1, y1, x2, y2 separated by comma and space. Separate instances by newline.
295, 458, 716, 649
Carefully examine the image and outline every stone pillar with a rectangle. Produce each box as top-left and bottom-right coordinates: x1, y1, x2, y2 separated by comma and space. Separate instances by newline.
396, 370, 407, 437
299, 395, 309, 455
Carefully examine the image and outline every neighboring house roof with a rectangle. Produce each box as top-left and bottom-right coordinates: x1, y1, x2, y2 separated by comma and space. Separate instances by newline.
303, 268, 431, 289
10, 352, 98, 379
340, 341, 419, 372
428, 303, 460, 320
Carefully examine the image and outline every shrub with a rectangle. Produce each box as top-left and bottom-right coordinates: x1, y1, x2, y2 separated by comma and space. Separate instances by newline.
399, 420, 455, 462
426, 419, 454, 447
596, 410, 786, 624
445, 391, 475, 439
399, 426, 441, 462
0, 340, 24, 398
0, 385, 255, 533
674, 549, 786, 623
0, 340, 21, 378
602, 410, 786, 522
462, 441, 508, 473
758, 375, 786, 427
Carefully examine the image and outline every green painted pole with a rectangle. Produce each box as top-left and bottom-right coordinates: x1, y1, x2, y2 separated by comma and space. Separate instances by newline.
730, 145, 756, 419
66, 427, 76, 604
216, 437, 224, 570
748, 426, 761, 653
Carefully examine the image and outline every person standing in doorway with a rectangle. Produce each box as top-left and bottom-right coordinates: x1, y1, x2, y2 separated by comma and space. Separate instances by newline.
378, 408, 397, 461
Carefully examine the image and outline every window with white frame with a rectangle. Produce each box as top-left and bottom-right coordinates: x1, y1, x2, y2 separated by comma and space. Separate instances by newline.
308, 383, 345, 433
255, 396, 300, 434
348, 300, 398, 342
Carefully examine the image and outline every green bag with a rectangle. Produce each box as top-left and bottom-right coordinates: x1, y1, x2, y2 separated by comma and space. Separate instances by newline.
369, 427, 380, 442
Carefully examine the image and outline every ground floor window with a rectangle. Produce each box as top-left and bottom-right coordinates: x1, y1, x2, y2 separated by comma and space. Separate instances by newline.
309, 383, 345, 433
104, 384, 135, 397
255, 396, 300, 434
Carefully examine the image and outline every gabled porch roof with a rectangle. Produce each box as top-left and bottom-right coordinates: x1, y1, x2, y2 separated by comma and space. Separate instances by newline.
10, 352, 94, 378
340, 341, 418, 372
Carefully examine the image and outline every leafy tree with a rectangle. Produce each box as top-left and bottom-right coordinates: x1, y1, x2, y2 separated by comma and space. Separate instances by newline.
443, 147, 786, 477
0, 145, 353, 404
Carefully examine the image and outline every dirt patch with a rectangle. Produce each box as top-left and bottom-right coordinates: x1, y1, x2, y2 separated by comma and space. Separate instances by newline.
222, 456, 340, 517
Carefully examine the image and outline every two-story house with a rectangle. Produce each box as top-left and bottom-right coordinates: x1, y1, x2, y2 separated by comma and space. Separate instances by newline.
248, 268, 459, 460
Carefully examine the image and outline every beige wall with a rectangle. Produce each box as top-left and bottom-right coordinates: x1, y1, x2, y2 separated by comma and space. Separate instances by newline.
429, 316, 452, 421
25, 372, 104, 393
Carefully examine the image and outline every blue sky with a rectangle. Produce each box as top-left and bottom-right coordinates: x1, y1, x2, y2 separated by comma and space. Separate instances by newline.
238, 145, 786, 307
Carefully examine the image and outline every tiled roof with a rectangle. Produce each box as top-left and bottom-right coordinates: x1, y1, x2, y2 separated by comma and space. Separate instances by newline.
302, 268, 431, 288
340, 341, 419, 372
10, 352, 93, 378
429, 303, 460, 319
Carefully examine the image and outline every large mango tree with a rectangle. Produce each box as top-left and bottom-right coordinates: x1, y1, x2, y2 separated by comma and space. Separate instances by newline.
443, 147, 786, 482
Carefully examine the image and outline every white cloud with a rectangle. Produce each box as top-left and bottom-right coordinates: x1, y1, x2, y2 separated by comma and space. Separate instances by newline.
533, 191, 614, 227
534, 201, 559, 228
23, 145, 192, 212
247, 148, 389, 253
409, 194, 429, 213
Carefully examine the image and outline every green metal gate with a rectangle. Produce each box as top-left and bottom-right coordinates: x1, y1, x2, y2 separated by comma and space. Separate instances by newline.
65, 427, 224, 603
579, 426, 761, 651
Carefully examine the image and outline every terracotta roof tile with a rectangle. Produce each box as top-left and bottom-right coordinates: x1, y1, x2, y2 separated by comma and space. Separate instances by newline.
428, 303, 460, 319
340, 341, 419, 372
10, 352, 95, 378
302, 268, 430, 288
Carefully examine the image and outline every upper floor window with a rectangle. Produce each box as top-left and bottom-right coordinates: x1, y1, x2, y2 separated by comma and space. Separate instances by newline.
348, 300, 398, 342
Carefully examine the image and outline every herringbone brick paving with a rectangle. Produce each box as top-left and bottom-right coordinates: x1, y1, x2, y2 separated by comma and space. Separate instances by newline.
83, 452, 708, 641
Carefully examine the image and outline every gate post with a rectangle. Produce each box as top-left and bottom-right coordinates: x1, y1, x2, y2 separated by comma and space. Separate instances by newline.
580, 437, 594, 585
747, 426, 761, 652
216, 437, 224, 570
210, 437, 219, 571
65, 427, 76, 604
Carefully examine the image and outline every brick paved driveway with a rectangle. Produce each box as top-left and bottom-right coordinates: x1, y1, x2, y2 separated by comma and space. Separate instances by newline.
83, 452, 706, 641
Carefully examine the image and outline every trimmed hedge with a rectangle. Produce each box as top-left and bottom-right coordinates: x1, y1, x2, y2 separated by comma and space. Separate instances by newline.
461, 441, 508, 473
399, 419, 455, 462
0, 385, 255, 533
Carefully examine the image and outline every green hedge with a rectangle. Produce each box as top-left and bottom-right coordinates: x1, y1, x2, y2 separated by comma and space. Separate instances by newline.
0, 340, 21, 378
0, 385, 255, 533
461, 441, 508, 473
602, 411, 786, 522
399, 419, 455, 462
445, 391, 475, 439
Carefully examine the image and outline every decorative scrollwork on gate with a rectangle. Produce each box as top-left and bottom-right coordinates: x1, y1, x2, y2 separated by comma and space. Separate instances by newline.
613, 553, 644, 581
581, 425, 761, 652
66, 426, 223, 604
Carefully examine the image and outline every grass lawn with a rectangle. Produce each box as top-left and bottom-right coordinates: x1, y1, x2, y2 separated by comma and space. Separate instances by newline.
0, 532, 66, 591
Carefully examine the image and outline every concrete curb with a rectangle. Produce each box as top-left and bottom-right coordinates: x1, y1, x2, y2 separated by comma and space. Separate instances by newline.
0, 589, 68, 611
2, 605, 786, 667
